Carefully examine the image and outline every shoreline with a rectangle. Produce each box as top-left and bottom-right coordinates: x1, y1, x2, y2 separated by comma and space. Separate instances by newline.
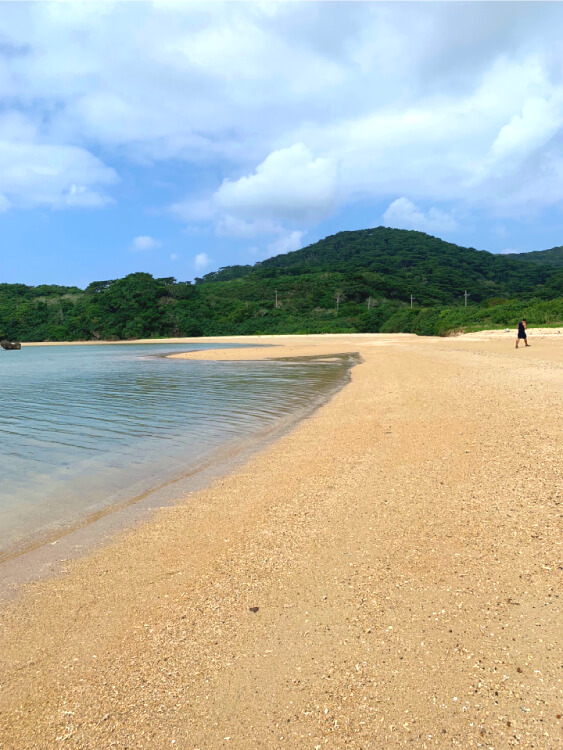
1, 333, 561, 748
12, 324, 563, 348
0, 349, 357, 600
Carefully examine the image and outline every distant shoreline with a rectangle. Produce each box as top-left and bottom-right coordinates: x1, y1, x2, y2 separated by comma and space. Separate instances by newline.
14, 325, 563, 348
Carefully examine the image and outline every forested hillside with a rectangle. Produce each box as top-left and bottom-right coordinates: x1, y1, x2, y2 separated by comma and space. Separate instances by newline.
197, 228, 563, 302
504, 245, 563, 268
2, 228, 563, 342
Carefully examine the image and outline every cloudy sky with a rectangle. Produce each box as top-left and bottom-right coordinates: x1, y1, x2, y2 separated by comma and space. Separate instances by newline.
2, 1, 563, 287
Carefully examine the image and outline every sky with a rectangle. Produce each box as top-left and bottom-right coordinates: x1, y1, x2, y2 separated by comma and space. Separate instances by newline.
2, 1, 563, 288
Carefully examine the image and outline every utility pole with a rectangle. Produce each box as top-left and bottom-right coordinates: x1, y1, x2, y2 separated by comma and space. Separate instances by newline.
274, 289, 278, 309
367, 296, 372, 310
335, 292, 342, 314
464, 290, 470, 307
410, 294, 415, 309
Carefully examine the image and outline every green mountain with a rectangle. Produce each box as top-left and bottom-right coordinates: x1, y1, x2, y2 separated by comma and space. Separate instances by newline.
1, 228, 563, 342
504, 245, 563, 268
198, 227, 563, 304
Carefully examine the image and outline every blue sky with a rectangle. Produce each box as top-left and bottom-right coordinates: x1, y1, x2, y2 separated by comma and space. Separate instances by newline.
2, 1, 563, 288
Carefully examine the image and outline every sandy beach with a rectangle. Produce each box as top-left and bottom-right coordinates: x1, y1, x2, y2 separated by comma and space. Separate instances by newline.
0, 331, 561, 749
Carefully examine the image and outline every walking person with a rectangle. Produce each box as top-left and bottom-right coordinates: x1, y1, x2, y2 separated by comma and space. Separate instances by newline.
515, 318, 530, 348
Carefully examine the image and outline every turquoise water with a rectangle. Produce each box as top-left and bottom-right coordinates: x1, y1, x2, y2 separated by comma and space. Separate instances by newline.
0, 343, 349, 557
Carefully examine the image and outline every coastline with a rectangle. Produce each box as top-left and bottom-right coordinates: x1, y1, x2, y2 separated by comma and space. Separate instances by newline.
1, 332, 561, 748
16, 325, 562, 348
0, 349, 357, 598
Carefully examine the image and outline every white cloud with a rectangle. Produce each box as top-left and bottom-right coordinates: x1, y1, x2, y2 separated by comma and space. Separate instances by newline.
170, 253, 179, 261
0, 195, 10, 212
0, 138, 117, 210
215, 144, 338, 223
267, 231, 305, 257
194, 252, 211, 271
3, 1, 563, 228
490, 95, 563, 163
383, 198, 458, 235
173, 145, 334, 250
132, 235, 162, 251
169, 43, 563, 239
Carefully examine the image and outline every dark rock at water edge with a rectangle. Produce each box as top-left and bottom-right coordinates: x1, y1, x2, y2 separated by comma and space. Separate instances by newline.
1, 340, 21, 350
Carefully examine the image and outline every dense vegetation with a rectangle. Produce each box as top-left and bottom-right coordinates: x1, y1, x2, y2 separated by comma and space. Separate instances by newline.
504, 245, 563, 268
2, 228, 563, 342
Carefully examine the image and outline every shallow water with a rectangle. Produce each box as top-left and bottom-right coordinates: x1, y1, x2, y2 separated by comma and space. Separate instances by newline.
0, 343, 350, 557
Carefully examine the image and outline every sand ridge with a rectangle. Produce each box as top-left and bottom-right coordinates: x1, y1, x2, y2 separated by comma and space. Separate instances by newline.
0, 332, 561, 749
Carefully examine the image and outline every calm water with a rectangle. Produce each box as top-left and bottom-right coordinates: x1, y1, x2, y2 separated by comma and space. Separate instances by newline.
0, 343, 350, 557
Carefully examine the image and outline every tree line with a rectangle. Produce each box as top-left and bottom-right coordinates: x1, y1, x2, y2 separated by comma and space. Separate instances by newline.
2, 228, 563, 341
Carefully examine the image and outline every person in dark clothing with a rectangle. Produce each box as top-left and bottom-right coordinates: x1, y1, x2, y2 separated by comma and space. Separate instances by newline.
516, 318, 530, 348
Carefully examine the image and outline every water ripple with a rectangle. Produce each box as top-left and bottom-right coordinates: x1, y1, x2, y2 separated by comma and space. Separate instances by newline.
0, 343, 349, 553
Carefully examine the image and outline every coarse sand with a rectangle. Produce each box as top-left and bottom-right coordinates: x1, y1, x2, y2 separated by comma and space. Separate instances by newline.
0, 332, 561, 749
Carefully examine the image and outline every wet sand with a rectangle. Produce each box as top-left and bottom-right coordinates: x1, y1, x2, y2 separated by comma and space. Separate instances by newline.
0, 332, 561, 748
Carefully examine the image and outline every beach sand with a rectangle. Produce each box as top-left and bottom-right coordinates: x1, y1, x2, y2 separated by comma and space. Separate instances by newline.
0, 332, 561, 749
